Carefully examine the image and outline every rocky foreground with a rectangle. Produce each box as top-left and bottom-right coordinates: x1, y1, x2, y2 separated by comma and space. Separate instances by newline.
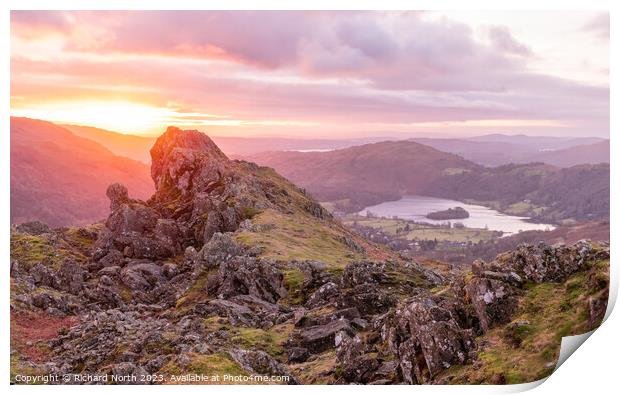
10, 127, 610, 385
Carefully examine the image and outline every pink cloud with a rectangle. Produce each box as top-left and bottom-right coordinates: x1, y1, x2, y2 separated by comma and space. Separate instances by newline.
10, 11, 609, 137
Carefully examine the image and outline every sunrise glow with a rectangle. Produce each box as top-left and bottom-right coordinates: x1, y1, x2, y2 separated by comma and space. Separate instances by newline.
10, 11, 609, 138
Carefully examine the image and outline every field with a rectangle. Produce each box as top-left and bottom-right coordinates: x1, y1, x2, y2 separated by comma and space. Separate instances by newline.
342, 214, 501, 243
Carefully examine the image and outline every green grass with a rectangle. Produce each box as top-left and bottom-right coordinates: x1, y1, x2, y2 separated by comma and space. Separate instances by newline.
10, 232, 88, 271
282, 268, 306, 304
235, 209, 365, 267
231, 324, 293, 360
437, 256, 609, 384
161, 352, 248, 383
343, 214, 500, 243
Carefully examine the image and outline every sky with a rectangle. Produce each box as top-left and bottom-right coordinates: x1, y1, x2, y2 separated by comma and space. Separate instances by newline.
10, 11, 609, 138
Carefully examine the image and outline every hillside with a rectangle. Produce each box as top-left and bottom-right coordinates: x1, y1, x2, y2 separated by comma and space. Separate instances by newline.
425, 162, 610, 223
411, 136, 609, 167
246, 141, 481, 212
247, 143, 609, 223
10, 126, 609, 385
61, 124, 156, 164
530, 140, 610, 167
10, 117, 154, 227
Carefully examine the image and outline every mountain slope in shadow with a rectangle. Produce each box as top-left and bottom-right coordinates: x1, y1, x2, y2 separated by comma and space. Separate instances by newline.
11, 117, 154, 226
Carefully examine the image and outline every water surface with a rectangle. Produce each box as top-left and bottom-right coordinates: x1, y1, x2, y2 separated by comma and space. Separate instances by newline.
359, 195, 554, 235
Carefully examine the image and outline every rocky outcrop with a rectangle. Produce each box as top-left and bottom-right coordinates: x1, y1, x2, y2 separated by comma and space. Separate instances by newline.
9, 125, 610, 386
500, 241, 593, 283
384, 295, 476, 384
215, 257, 286, 303
464, 241, 605, 333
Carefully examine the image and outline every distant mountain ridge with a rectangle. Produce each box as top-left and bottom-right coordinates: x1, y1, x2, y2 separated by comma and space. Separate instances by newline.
62, 123, 387, 163
64, 123, 609, 169
411, 135, 609, 167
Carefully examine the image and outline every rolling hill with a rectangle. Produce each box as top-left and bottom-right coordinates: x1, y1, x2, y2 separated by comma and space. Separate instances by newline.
246, 141, 482, 211
11, 117, 154, 227
246, 142, 609, 223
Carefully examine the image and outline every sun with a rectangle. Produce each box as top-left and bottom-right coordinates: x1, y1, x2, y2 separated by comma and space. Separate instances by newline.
11, 100, 174, 135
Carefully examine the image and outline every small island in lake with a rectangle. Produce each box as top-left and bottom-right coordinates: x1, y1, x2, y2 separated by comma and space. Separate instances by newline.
426, 206, 470, 220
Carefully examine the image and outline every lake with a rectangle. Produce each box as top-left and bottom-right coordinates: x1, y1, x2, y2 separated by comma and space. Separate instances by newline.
359, 195, 555, 235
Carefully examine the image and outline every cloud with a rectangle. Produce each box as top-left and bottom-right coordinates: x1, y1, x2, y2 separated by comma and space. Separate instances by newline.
583, 13, 610, 40
10, 11, 609, 137
488, 26, 532, 56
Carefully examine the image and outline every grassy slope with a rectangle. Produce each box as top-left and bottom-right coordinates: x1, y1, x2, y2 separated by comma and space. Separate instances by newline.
233, 165, 396, 267
436, 254, 609, 384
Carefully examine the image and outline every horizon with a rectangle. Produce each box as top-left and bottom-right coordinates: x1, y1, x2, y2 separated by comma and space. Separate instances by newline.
13, 116, 610, 142
11, 11, 609, 138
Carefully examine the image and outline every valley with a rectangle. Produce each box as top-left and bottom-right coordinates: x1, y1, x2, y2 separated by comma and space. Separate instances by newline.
8, 121, 610, 385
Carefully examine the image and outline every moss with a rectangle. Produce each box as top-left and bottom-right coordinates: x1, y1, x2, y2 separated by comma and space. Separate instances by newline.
161, 352, 248, 382
239, 206, 262, 220
190, 353, 247, 375
174, 269, 216, 314
282, 268, 306, 305
231, 324, 292, 360
10, 231, 88, 271
437, 258, 610, 385
10, 354, 45, 384
291, 350, 337, 384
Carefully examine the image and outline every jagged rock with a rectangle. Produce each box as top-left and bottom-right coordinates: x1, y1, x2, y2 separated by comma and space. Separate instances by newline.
162, 263, 178, 279
203, 208, 238, 242
204, 294, 291, 328
199, 232, 244, 267
228, 349, 298, 384
342, 261, 389, 288
120, 262, 163, 291
464, 275, 518, 333
106, 183, 130, 211
305, 282, 341, 309
216, 256, 286, 303
115, 232, 176, 260
340, 283, 397, 315
153, 219, 184, 252
98, 274, 116, 286
29, 263, 59, 288
335, 331, 364, 362
31, 291, 76, 314
481, 270, 523, 286
56, 260, 86, 294
501, 241, 594, 283
106, 202, 159, 235
384, 295, 475, 384
206, 299, 258, 327
335, 331, 379, 383
287, 347, 310, 363
99, 250, 125, 268
15, 221, 51, 235
295, 307, 361, 328
150, 126, 229, 197
293, 318, 354, 354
